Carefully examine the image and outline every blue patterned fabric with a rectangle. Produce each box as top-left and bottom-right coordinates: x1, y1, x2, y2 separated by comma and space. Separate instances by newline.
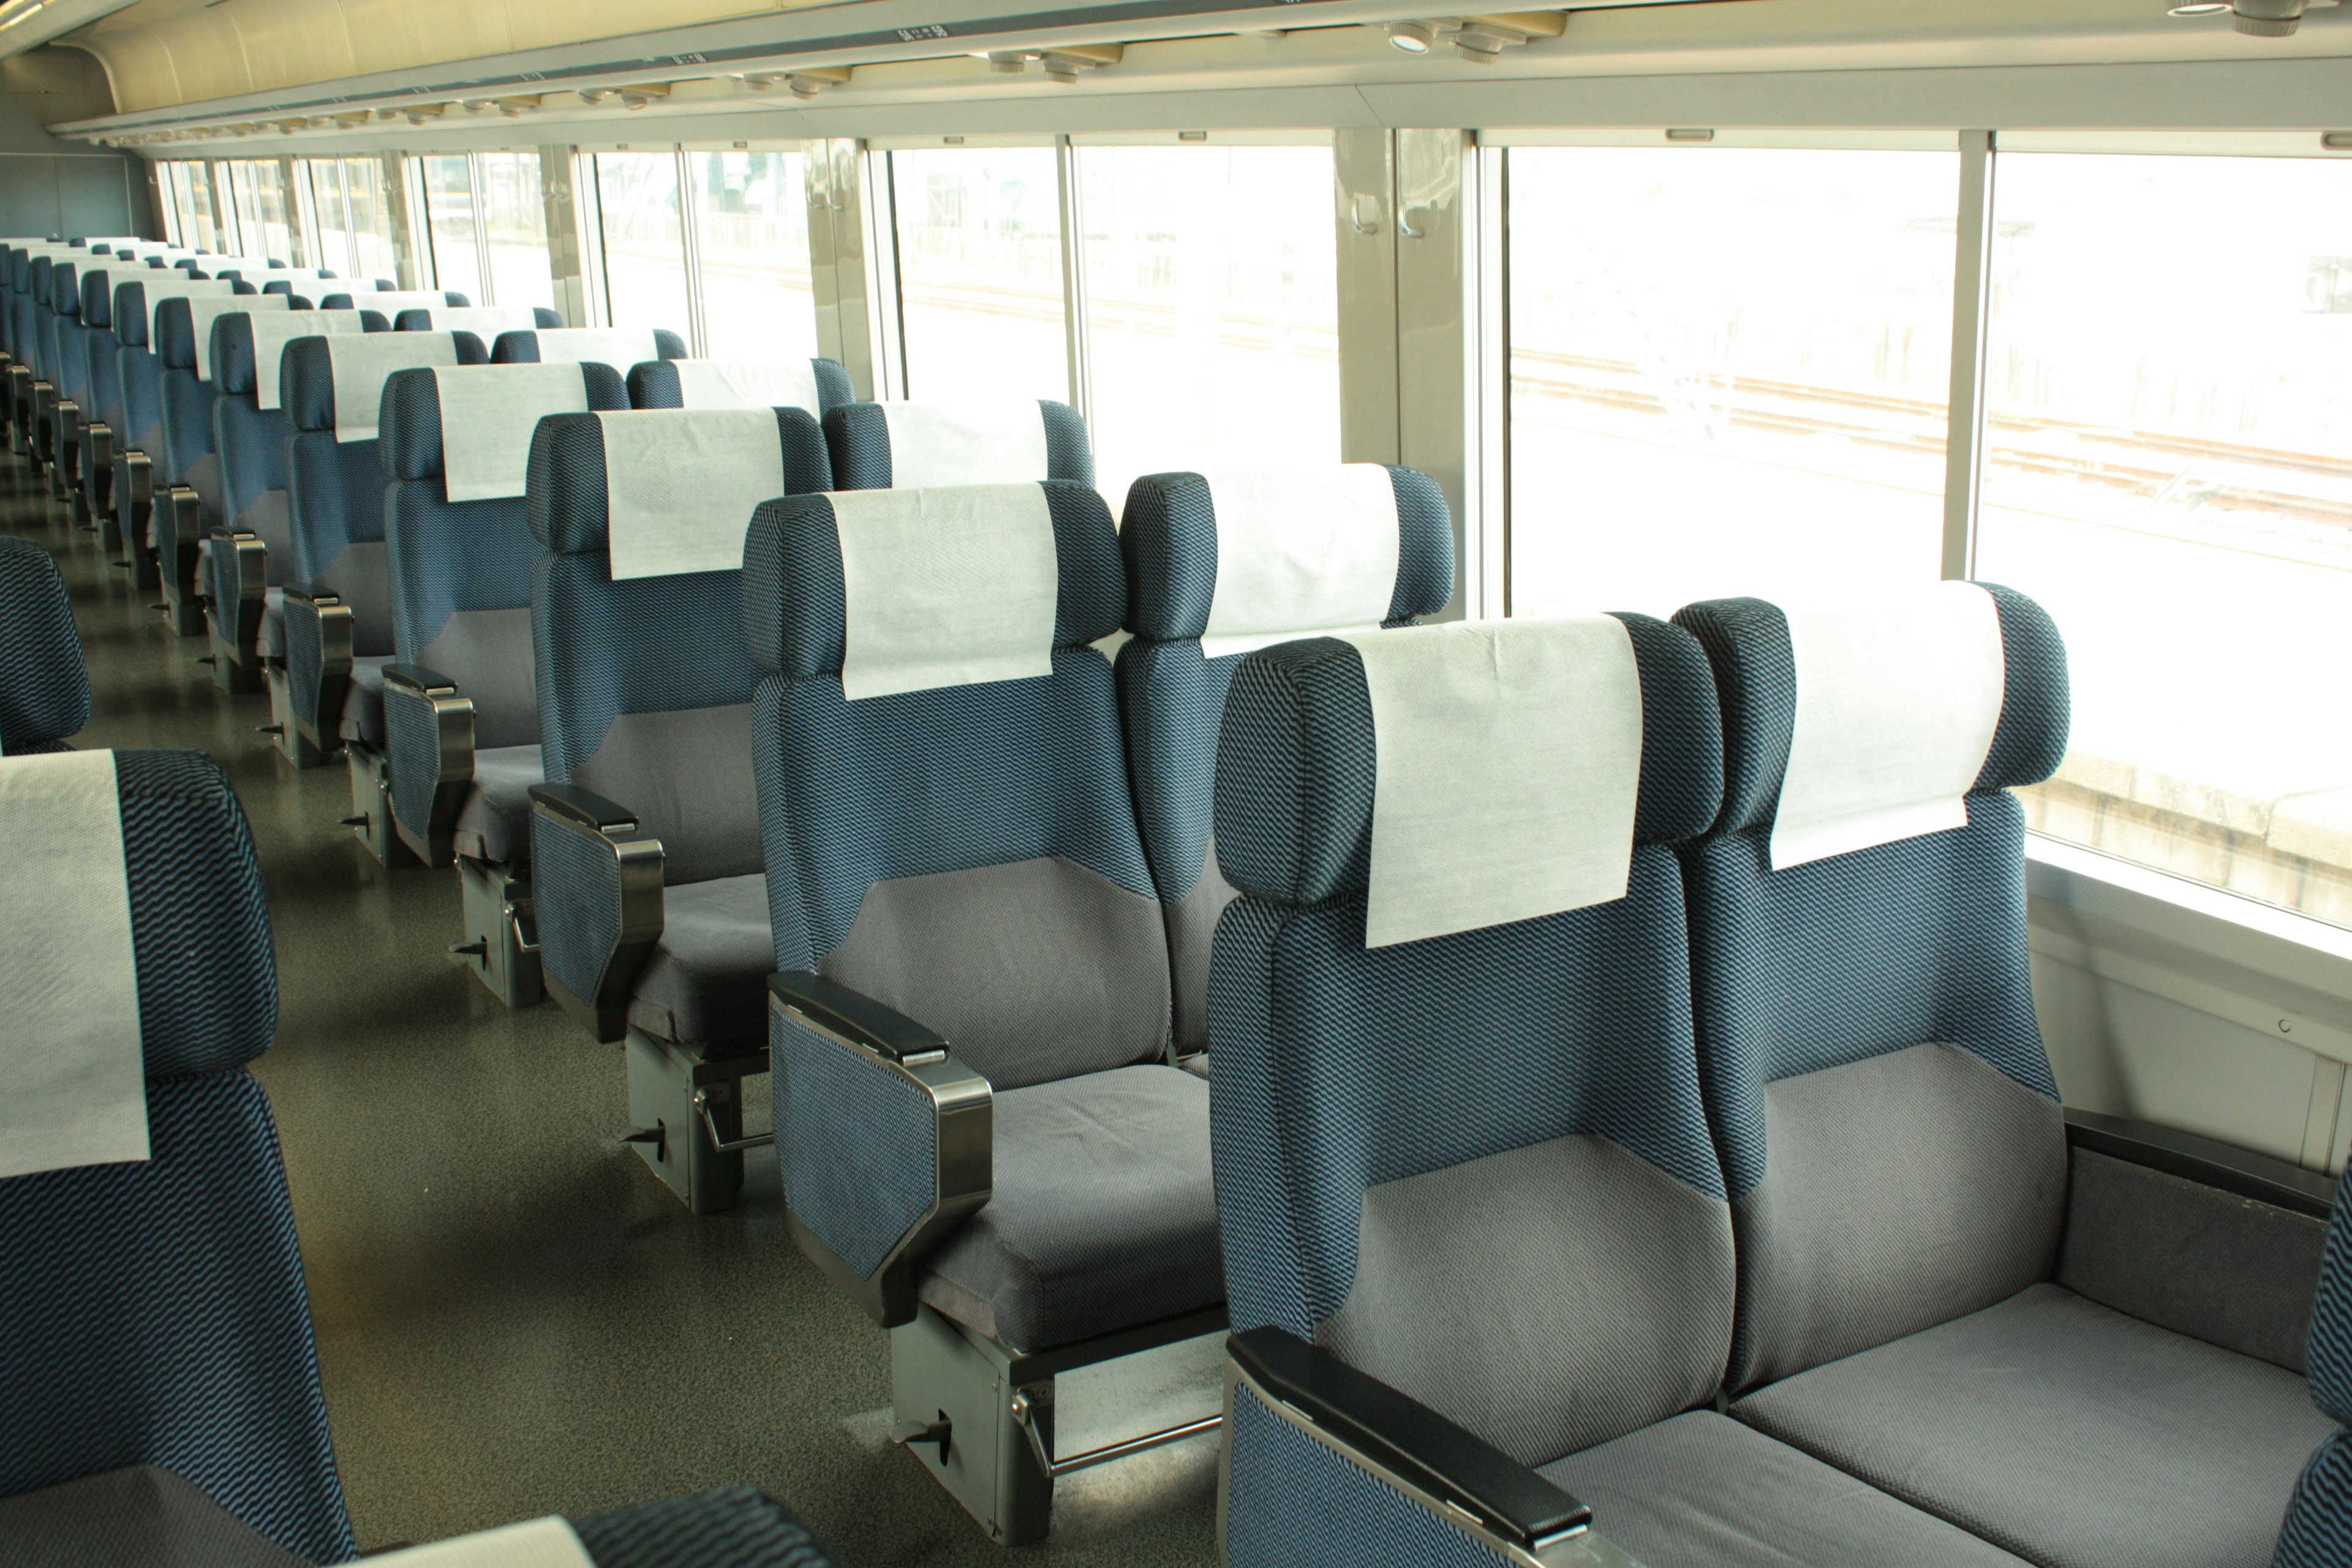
2274, 1431, 2352, 1568
492, 328, 687, 365
81, 276, 123, 428
625, 356, 856, 413
213, 398, 293, 526
1225, 1382, 1513, 1568
530, 807, 624, 1006
286, 432, 387, 583
570, 1484, 837, 1568
0, 536, 90, 751
774, 1011, 939, 1278
2309, 1197, 2352, 1426
378, 361, 625, 484
818, 399, 1091, 491
48, 263, 88, 402
280, 332, 481, 436
382, 682, 440, 837
283, 597, 327, 733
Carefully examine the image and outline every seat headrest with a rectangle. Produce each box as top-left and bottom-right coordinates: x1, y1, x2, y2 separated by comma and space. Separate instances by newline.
2310, 1201, 2352, 1427
1214, 615, 1724, 922
1672, 582, 2068, 861
216, 307, 380, 406
742, 480, 1126, 687
320, 288, 461, 315
48, 263, 80, 316
0, 537, 89, 752
259, 268, 345, 295
527, 405, 829, 558
77, 268, 111, 328
823, 399, 1092, 490
379, 360, 628, 486
391, 304, 556, 337
493, 326, 684, 372
282, 330, 476, 440
191, 291, 288, 383
1123, 466, 1454, 651
627, 357, 854, 417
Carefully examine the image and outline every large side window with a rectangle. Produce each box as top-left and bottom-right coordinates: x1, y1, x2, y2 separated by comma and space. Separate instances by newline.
305, 159, 355, 277
421, 154, 485, 301
1977, 153, 2352, 922
593, 152, 691, 338
478, 153, 554, 314
178, 160, 225, 253
1075, 143, 1340, 502
341, 159, 398, 284
690, 150, 814, 361
1505, 145, 1959, 616
889, 146, 1067, 402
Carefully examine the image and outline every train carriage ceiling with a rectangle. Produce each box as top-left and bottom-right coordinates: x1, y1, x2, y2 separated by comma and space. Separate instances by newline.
15, 0, 2352, 148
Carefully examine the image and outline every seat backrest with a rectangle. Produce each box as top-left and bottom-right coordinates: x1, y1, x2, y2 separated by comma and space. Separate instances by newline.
281, 330, 488, 658
392, 304, 559, 337
493, 326, 685, 374
2275, 1200, 2352, 1566
211, 304, 386, 541
0, 537, 88, 754
823, 398, 1091, 490
47, 260, 88, 401
28, 254, 56, 379
1672, 584, 2071, 1394
153, 288, 241, 487
320, 288, 464, 316
0, 748, 354, 1564
743, 481, 1169, 1091
78, 265, 124, 425
627, 357, 854, 417
527, 404, 829, 886
1117, 467, 1453, 1058
1208, 614, 1730, 1468
379, 361, 631, 751
112, 273, 234, 459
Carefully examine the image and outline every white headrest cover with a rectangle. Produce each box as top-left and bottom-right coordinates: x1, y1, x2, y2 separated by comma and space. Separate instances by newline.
255, 268, 340, 290
137, 276, 233, 351
673, 359, 821, 415
325, 332, 461, 443
1340, 616, 1643, 949
1201, 466, 1401, 658
597, 409, 786, 580
191, 292, 287, 383
0, 750, 148, 1180
359, 1516, 593, 1568
405, 306, 543, 339
253, 308, 367, 410
432, 363, 590, 502
524, 328, 660, 372
833, 483, 1058, 701
345, 289, 452, 315
1770, 581, 2006, 870
879, 401, 1049, 489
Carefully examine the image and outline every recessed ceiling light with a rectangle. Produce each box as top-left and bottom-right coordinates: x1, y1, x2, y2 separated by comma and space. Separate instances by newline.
1386, 20, 1433, 53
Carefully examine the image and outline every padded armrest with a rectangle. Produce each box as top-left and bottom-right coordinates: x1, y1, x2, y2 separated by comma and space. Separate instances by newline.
383, 669, 477, 867
767, 969, 948, 1064
530, 785, 664, 1042
1228, 1325, 1594, 1558
383, 662, 458, 697
2065, 1108, 2335, 1220
279, 586, 355, 748
530, 782, 638, 832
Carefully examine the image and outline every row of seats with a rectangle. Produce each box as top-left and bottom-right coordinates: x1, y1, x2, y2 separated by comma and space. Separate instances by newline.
0, 521, 844, 1565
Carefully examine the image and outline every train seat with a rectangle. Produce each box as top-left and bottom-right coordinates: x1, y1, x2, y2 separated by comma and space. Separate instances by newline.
625, 355, 853, 415
107, 271, 236, 591
525, 403, 827, 1207
392, 303, 560, 336
746, 478, 1219, 1542
0, 535, 89, 753
491, 325, 685, 374
1672, 585, 2334, 1568
320, 287, 464, 317
258, 266, 352, 296
375, 358, 631, 1000
45, 258, 91, 494
274, 329, 486, 772
2277, 1198, 2352, 1566
153, 290, 239, 635
1114, 465, 1452, 1066
821, 397, 1091, 490
76, 264, 127, 540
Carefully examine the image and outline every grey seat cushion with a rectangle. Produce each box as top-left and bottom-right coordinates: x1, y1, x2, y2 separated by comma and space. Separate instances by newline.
1733, 1281, 2334, 1568
337, 655, 390, 745
455, 744, 543, 865
627, 872, 775, 1046
918, 1064, 1221, 1354
0, 1464, 307, 1568
258, 587, 284, 660
1544, 1411, 2032, 1568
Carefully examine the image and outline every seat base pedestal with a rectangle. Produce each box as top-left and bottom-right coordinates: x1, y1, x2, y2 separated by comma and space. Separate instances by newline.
626, 1032, 771, 1215
344, 744, 416, 868
265, 666, 334, 768
458, 857, 543, 1009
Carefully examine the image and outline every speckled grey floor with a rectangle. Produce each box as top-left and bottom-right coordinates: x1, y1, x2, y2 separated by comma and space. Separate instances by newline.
8, 461, 1219, 1567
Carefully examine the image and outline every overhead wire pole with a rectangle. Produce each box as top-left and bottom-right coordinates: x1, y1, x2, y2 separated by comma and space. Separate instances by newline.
1942, 128, 1997, 582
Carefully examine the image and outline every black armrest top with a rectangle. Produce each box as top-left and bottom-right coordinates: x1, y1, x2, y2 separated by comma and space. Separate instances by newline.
529, 782, 638, 833
2066, 1108, 2335, 1220
382, 662, 458, 696
768, 969, 948, 1063
1227, 1325, 1592, 1553
282, 583, 340, 606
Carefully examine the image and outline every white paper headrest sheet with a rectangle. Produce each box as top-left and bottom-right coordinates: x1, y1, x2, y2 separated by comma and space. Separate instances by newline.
191, 292, 288, 383
524, 328, 660, 371
1201, 466, 1401, 659
0, 750, 148, 1180
673, 358, 821, 415
326, 332, 459, 442
140, 277, 233, 350
360, 1517, 595, 1568
433, 364, 590, 502
1770, 582, 2007, 871
1340, 617, 1644, 949
879, 401, 1050, 489
347, 289, 453, 316
406, 306, 543, 339
834, 484, 1058, 701
253, 309, 367, 410
598, 409, 786, 581
255, 268, 339, 292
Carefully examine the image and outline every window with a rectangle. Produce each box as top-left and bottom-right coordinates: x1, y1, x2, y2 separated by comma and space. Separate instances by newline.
228, 160, 298, 265
593, 152, 690, 337
1974, 153, 2352, 924
173, 161, 225, 253
689, 150, 815, 361
304, 159, 355, 277
1506, 146, 1959, 617
421, 154, 485, 302
478, 153, 554, 315
340, 158, 399, 284
1076, 145, 1340, 502
890, 146, 1067, 403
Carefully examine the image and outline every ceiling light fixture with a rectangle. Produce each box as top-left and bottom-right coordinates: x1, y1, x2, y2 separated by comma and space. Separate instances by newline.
987, 50, 1030, 73
2166, 2, 2230, 10
786, 67, 851, 98
1386, 20, 1434, 51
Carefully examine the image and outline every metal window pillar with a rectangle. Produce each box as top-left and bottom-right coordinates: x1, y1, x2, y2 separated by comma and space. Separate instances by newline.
805, 138, 895, 401
1055, 137, 1093, 424
1943, 129, 1997, 582
464, 153, 491, 303
276, 157, 304, 266
382, 151, 426, 291
540, 146, 592, 329
677, 148, 710, 356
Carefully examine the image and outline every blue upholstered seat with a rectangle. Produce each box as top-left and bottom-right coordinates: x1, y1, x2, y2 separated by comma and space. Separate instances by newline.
1672, 587, 2332, 1568
625, 356, 854, 415
0, 536, 89, 754
2277, 1199, 2352, 1567
821, 398, 1091, 491
491, 326, 687, 371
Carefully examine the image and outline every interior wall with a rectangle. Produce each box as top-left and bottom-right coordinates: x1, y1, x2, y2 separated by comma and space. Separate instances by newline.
0, 47, 146, 239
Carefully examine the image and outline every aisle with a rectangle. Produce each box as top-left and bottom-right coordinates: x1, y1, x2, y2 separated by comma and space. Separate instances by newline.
9, 469, 1215, 1567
